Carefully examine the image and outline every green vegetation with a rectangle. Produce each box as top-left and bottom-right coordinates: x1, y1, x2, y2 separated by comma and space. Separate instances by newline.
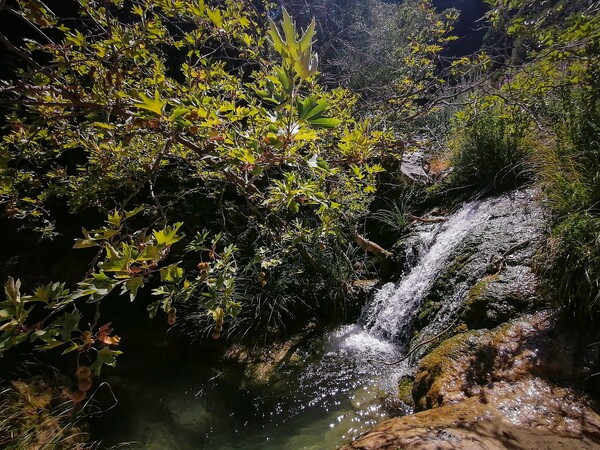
0, 0, 391, 380
1, 0, 600, 441
447, 104, 534, 191
476, 0, 600, 320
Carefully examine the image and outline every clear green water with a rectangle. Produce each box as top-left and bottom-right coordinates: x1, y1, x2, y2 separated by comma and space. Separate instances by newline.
94, 324, 408, 450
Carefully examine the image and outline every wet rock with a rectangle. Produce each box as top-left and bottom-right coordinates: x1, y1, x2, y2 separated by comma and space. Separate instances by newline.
410, 189, 546, 351
462, 266, 538, 329
413, 311, 600, 410
142, 423, 182, 450
340, 312, 600, 450
397, 375, 414, 406
339, 385, 600, 450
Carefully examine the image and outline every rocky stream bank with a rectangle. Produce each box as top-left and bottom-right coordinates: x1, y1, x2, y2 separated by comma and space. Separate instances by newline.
338, 189, 600, 449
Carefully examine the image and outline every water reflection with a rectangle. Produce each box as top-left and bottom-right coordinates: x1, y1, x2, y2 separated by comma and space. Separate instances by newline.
95, 325, 408, 450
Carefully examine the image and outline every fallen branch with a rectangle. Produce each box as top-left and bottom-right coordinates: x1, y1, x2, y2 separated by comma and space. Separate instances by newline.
407, 214, 447, 223
351, 231, 393, 258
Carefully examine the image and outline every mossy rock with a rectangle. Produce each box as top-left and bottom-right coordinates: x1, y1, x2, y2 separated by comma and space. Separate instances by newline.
412, 297, 443, 334
412, 330, 487, 411
397, 375, 414, 406
410, 311, 597, 412
463, 266, 539, 329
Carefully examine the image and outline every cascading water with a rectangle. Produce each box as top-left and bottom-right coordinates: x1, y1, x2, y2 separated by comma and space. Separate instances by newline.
359, 198, 493, 345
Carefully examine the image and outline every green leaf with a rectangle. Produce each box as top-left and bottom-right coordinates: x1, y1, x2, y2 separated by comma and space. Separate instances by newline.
72, 273, 116, 303
147, 300, 160, 319
206, 8, 223, 28
99, 243, 132, 273
91, 347, 123, 375
122, 277, 144, 302
135, 91, 166, 116
159, 264, 184, 282
107, 211, 122, 227
51, 310, 81, 341
73, 238, 99, 249
125, 206, 145, 219
153, 222, 184, 246
298, 96, 328, 120
4, 277, 21, 304
23, 283, 52, 303
307, 117, 341, 129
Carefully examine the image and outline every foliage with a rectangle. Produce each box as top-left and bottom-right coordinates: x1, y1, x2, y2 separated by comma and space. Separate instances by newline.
371, 188, 421, 235
447, 101, 535, 192
476, 0, 600, 319
0, 0, 400, 381
537, 86, 600, 320
282, 0, 489, 119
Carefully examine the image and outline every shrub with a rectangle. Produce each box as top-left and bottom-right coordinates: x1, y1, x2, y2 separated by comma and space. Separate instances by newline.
448, 105, 535, 192
538, 86, 600, 321
541, 213, 600, 320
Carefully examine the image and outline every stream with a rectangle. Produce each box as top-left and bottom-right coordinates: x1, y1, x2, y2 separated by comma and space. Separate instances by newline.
94, 190, 544, 449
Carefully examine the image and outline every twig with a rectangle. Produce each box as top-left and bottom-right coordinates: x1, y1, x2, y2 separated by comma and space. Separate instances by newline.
407, 214, 447, 224
368, 313, 463, 366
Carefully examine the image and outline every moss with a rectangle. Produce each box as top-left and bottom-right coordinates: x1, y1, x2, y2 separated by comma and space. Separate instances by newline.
433, 247, 477, 292
413, 297, 442, 334
413, 330, 485, 410
397, 375, 414, 406
467, 274, 501, 303
463, 270, 538, 329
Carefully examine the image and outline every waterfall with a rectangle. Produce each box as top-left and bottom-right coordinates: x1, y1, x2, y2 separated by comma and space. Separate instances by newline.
360, 198, 496, 345
329, 196, 507, 359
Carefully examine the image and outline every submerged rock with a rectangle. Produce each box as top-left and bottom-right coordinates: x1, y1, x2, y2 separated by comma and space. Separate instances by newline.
166, 396, 216, 434
224, 324, 317, 385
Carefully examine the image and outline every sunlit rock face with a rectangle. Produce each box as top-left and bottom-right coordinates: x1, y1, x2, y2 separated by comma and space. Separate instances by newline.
339, 389, 600, 450
358, 189, 546, 352
339, 311, 600, 450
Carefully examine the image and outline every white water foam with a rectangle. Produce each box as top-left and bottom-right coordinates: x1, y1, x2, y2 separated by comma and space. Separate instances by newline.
337, 197, 501, 355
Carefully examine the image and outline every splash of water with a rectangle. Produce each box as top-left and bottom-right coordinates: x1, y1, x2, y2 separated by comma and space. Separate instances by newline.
356, 198, 498, 347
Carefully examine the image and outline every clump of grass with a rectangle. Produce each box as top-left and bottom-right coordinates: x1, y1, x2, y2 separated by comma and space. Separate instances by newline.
541, 214, 600, 320
447, 105, 535, 192
537, 86, 600, 321
371, 187, 420, 235
0, 377, 91, 450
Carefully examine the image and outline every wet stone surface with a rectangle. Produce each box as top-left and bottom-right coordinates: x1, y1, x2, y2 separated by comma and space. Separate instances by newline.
341, 311, 600, 449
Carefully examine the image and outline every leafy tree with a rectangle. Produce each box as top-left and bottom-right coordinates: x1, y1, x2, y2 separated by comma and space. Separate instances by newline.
0, 0, 396, 393
282, 0, 489, 119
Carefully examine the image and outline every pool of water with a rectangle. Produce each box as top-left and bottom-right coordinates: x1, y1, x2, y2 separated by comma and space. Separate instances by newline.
92, 324, 408, 450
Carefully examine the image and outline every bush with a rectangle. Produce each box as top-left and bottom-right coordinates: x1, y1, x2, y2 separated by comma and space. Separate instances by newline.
448, 105, 534, 192
541, 213, 600, 320
538, 86, 600, 321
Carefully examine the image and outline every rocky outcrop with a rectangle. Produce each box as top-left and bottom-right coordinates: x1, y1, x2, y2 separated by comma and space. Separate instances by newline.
340, 311, 600, 449
462, 266, 538, 329
413, 311, 599, 409
339, 388, 600, 450
410, 189, 546, 340
340, 190, 600, 449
